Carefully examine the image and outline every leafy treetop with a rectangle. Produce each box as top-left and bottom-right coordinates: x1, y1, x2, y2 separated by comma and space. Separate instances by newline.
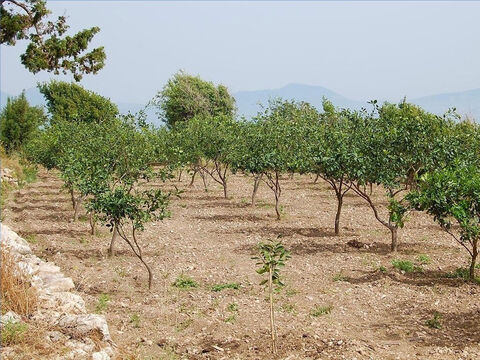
38, 81, 118, 124
154, 71, 236, 128
0, 0, 105, 81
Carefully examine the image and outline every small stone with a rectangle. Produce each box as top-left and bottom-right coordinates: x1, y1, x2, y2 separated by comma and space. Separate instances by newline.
0, 311, 21, 327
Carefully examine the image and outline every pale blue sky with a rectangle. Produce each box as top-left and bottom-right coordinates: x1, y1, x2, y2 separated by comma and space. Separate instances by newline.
1, 1, 479, 104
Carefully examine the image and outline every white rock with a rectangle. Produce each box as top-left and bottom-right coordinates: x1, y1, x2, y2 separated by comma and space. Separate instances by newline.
1, 224, 31, 255
0, 311, 21, 327
92, 350, 111, 360
56, 314, 112, 343
0, 224, 115, 358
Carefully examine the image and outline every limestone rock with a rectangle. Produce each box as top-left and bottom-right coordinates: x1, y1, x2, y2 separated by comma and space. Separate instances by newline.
0, 223, 115, 359
0, 311, 21, 327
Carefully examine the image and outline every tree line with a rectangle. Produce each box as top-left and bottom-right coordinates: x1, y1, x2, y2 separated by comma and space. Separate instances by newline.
1, 71, 479, 286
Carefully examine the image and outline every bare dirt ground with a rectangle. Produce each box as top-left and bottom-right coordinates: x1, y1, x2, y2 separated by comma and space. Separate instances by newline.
3, 169, 480, 360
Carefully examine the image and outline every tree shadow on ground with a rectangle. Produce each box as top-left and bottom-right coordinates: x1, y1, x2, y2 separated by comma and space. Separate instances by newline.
14, 190, 64, 199
28, 184, 62, 191
374, 300, 480, 350
237, 225, 339, 238
344, 269, 472, 288
18, 228, 87, 238
9, 203, 68, 213
190, 201, 250, 209
15, 212, 73, 222
194, 214, 265, 222
14, 197, 71, 205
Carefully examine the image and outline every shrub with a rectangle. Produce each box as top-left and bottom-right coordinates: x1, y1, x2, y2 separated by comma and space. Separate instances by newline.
0, 92, 45, 153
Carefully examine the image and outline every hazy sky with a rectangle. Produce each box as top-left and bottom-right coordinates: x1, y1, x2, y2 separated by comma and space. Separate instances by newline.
1, 1, 480, 104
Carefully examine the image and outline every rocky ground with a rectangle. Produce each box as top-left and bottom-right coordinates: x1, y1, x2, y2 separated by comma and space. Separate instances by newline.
2, 169, 480, 359
1, 224, 113, 359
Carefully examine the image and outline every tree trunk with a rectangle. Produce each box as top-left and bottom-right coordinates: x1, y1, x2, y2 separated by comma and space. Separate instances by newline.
73, 197, 83, 222
274, 173, 281, 220
313, 173, 320, 184
189, 168, 197, 187
200, 170, 208, 192
141, 257, 153, 289
334, 193, 343, 236
108, 224, 118, 257
89, 212, 95, 235
69, 188, 76, 210
251, 174, 262, 206
390, 226, 398, 252
222, 180, 228, 199
178, 169, 183, 182
268, 266, 277, 355
469, 239, 478, 280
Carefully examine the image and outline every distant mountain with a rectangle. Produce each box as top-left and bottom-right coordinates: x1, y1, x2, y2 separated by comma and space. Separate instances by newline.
411, 88, 480, 121
234, 83, 365, 119
234, 84, 480, 121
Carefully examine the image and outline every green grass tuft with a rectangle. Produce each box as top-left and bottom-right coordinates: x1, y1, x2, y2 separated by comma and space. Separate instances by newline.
172, 275, 198, 289
211, 282, 240, 292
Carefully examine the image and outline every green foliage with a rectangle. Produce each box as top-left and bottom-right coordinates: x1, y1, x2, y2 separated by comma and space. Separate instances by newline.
425, 311, 442, 329
234, 99, 318, 218
38, 81, 118, 124
211, 282, 240, 292
1, 320, 27, 346
378, 266, 388, 273
155, 71, 236, 128
445, 268, 470, 280
27, 113, 171, 289
253, 239, 290, 355
0, 92, 46, 153
253, 239, 291, 288
408, 164, 480, 279
391, 259, 416, 273
227, 302, 239, 312
172, 275, 198, 289
170, 114, 241, 197
1, 0, 105, 80
310, 304, 333, 317
95, 294, 110, 313
417, 254, 431, 265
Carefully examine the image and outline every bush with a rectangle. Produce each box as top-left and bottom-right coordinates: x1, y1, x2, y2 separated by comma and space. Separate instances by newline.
0, 92, 45, 154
